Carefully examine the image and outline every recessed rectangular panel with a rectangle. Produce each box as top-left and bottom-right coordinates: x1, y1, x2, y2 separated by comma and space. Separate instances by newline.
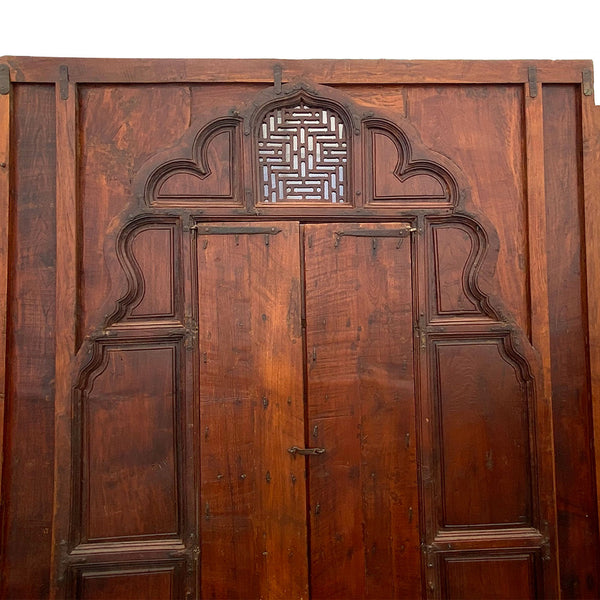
443, 553, 536, 599
305, 223, 421, 599
434, 338, 532, 527
129, 225, 177, 320
431, 223, 479, 316
197, 221, 308, 599
84, 344, 180, 541
76, 564, 180, 600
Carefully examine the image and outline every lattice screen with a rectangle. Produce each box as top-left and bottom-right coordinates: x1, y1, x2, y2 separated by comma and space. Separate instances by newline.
258, 103, 348, 203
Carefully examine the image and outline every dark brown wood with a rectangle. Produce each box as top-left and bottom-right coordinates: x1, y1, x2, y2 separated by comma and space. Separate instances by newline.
544, 84, 600, 597
1, 57, 593, 85
196, 221, 308, 599
2, 84, 56, 599
50, 77, 79, 600
0, 69, 9, 506
305, 222, 420, 599
1, 58, 598, 599
523, 85, 561, 595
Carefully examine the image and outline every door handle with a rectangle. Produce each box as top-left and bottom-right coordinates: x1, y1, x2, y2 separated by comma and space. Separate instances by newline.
287, 446, 326, 456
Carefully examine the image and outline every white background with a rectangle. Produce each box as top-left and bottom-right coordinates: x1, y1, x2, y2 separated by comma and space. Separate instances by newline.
1, 0, 598, 101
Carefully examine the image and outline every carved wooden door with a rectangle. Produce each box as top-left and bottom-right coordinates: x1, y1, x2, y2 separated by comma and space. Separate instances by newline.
57, 80, 558, 599
194, 220, 419, 598
7, 58, 597, 600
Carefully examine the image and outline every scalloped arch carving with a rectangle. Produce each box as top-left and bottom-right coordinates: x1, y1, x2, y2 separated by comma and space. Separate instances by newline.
144, 117, 242, 208
364, 119, 458, 209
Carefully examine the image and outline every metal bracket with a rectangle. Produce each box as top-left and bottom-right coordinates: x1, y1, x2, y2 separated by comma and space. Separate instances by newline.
191, 225, 282, 236
528, 66, 538, 98
583, 68, 594, 97
287, 446, 326, 456
274, 64, 282, 95
59, 65, 69, 101
334, 225, 415, 248
0, 64, 10, 95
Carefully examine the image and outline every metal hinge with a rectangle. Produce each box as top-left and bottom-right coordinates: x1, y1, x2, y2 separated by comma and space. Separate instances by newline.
528, 66, 538, 98
273, 64, 282, 95
334, 225, 416, 248
59, 65, 69, 101
415, 314, 427, 351
184, 316, 198, 350
0, 64, 10, 95
421, 543, 436, 593
583, 68, 594, 97
541, 519, 552, 561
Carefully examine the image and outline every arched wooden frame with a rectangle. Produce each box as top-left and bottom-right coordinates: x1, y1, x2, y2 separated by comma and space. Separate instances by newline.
66, 78, 557, 598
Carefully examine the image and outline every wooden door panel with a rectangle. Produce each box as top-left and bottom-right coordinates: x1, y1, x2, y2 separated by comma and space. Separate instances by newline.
4, 59, 596, 600
433, 338, 532, 527
305, 223, 421, 599
196, 221, 308, 599
2, 82, 57, 599
73, 564, 184, 600
441, 554, 537, 599
83, 344, 180, 541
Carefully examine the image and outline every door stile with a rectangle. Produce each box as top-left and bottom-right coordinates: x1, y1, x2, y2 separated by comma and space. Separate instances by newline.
305, 222, 421, 599
523, 83, 560, 596
298, 223, 314, 600
0, 67, 10, 509
196, 221, 308, 599
413, 213, 440, 598
581, 87, 600, 541
51, 73, 78, 599
184, 220, 201, 596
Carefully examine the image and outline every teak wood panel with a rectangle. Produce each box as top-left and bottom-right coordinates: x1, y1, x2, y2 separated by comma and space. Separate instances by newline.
305, 223, 420, 598
0, 57, 599, 599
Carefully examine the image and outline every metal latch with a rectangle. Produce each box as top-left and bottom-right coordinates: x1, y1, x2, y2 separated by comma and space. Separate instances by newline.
287, 446, 326, 456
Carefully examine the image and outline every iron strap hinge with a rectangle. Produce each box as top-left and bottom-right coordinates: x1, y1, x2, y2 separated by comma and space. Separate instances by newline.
288, 446, 326, 456
190, 225, 282, 236
528, 66, 538, 98
583, 68, 594, 97
0, 64, 10, 95
59, 65, 69, 101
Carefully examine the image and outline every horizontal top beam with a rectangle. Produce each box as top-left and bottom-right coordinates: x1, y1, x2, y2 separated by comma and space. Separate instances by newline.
0, 57, 594, 85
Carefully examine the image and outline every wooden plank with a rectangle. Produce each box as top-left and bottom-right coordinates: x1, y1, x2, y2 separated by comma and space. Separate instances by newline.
523, 84, 560, 596
305, 223, 420, 599
196, 221, 308, 600
0, 72, 9, 506
543, 84, 600, 598
50, 75, 78, 599
582, 89, 600, 551
2, 83, 57, 600
1, 57, 593, 85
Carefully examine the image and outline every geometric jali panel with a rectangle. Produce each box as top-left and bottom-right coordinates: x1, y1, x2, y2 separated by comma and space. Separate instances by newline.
258, 103, 348, 203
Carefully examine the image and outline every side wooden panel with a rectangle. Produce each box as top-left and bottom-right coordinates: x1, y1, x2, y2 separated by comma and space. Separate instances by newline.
2, 84, 56, 600
406, 85, 529, 334
78, 84, 191, 339
71, 562, 184, 600
0, 71, 9, 507
441, 553, 537, 599
128, 227, 177, 320
582, 84, 600, 596
78, 343, 181, 543
196, 221, 308, 600
305, 223, 421, 599
544, 84, 600, 597
433, 337, 532, 527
